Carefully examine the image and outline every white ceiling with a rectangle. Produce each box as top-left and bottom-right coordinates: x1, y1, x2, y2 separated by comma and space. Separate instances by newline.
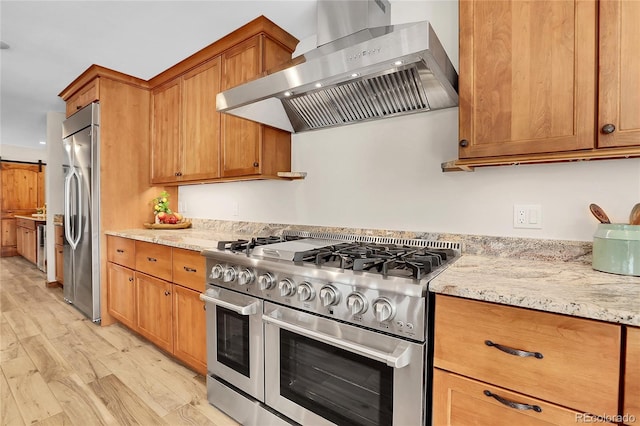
0, 0, 317, 150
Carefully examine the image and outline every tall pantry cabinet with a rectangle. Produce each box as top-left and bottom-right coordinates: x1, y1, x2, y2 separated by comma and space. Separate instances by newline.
450, 0, 640, 170
59, 66, 176, 326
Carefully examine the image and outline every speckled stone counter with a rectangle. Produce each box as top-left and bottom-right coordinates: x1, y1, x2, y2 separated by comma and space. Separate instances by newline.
429, 255, 640, 326
105, 228, 254, 252
106, 218, 639, 327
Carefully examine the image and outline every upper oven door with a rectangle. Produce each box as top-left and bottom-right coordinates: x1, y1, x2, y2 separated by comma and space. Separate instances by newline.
200, 286, 264, 402
263, 302, 426, 426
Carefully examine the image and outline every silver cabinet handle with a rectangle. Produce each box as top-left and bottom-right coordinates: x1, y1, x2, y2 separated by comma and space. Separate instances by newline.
199, 293, 258, 316
485, 340, 543, 359
484, 390, 542, 412
147, 257, 157, 262
183, 266, 197, 273
262, 312, 411, 368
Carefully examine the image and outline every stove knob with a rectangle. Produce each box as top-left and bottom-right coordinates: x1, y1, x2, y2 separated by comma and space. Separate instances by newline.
238, 269, 254, 286
372, 298, 396, 322
319, 285, 340, 307
278, 279, 296, 297
210, 264, 224, 280
258, 273, 275, 290
346, 293, 368, 315
297, 282, 316, 302
223, 267, 237, 283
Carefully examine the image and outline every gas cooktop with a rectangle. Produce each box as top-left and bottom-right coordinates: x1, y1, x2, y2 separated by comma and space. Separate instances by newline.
214, 232, 459, 281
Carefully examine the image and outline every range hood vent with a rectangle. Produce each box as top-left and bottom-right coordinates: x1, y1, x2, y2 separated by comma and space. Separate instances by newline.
216, 0, 458, 133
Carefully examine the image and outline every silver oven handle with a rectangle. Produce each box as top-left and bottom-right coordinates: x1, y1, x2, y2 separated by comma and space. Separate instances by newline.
199, 293, 258, 316
262, 313, 412, 368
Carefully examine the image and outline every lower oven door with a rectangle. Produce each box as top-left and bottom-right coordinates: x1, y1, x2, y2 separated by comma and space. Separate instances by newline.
200, 287, 264, 402
263, 302, 426, 426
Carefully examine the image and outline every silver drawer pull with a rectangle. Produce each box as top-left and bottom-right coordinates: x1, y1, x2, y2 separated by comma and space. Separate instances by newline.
484, 390, 542, 412
147, 257, 157, 262
485, 340, 543, 359
183, 266, 197, 273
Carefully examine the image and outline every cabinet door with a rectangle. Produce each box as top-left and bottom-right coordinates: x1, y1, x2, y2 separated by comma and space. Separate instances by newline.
135, 272, 173, 353
55, 244, 64, 284
432, 369, 598, 426
107, 262, 136, 329
2, 218, 17, 257
65, 79, 99, 117
16, 226, 24, 256
459, 0, 596, 158
24, 228, 36, 264
625, 326, 640, 422
172, 285, 206, 375
151, 79, 182, 184
181, 58, 222, 181
598, 0, 640, 148
221, 36, 262, 177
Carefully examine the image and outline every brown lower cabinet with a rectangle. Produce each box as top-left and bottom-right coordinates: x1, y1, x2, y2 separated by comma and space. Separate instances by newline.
432, 369, 588, 425
54, 224, 64, 284
135, 271, 174, 353
106, 236, 206, 374
625, 326, 640, 425
16, 218, 39, 264
432, 294, 632, 425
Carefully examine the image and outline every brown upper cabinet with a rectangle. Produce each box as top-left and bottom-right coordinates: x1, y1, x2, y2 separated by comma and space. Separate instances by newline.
449, 0, 640, 171
151, 58, 222, 183
150, 16, 298, 185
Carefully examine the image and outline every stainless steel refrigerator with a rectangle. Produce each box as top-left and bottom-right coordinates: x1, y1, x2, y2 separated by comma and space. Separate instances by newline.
62, 102, 100, 323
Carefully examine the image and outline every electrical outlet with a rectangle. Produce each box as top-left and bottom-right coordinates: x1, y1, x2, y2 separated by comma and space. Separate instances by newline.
513, 204, 542, 229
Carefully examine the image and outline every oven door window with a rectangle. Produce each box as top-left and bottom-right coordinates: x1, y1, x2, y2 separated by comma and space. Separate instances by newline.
280, 329, 393, 426
216, 306, 249, 377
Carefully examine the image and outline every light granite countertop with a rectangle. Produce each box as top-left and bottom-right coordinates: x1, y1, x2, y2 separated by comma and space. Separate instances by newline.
15, 214, 46, 222
105, 228, 252, 252
107, 224, 640, 327
430, 255, 640, 326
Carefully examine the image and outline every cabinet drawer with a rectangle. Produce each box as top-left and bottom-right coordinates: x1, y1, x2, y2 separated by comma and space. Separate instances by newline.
54, 225, 64, 245
432, 369, 611, 426
135, 241, 172, 282
16, 218, 35, 230
66, 79, 99, 117
434, 295, 621, 416
172, 248, 205, 292
107, 236, 135, 269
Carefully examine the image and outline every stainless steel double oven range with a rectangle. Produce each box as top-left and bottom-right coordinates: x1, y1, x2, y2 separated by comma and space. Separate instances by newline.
200, 231, 460, 426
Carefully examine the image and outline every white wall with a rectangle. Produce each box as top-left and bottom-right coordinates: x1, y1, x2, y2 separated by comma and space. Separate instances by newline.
179, 0, 640, 242
0, 143, 47, 163
45, 111, 66, 283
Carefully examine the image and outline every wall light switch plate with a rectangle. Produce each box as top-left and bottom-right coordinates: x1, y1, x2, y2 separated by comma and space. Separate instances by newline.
513, 204, 542, 229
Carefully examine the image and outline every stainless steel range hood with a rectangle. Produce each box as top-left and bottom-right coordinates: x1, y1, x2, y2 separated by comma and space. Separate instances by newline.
216, 0, 458, 133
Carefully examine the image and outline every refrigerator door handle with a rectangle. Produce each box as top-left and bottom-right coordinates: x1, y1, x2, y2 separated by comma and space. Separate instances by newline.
64, 171, 73, 245
64, 168, 82, 250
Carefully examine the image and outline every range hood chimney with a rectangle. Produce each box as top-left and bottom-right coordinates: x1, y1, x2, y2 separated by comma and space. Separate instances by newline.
216, 0, 458, 133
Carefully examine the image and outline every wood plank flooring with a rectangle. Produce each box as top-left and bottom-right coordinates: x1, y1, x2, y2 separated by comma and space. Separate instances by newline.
0, 256, 239, 426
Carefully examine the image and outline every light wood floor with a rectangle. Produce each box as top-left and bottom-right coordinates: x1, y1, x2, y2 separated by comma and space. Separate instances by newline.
0, 256, 239, 426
